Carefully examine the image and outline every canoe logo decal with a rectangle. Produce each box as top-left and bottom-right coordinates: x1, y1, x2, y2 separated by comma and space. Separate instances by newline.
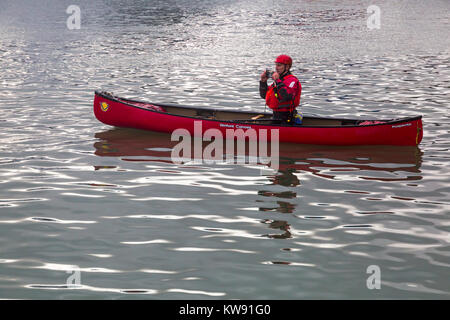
100, 102, 110, 112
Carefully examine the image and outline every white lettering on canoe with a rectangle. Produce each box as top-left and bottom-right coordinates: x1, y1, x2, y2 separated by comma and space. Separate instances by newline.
236, 125, 251, 129
392, 123, 412, 128
219, 124, 252, 129
220, 123, 235, 128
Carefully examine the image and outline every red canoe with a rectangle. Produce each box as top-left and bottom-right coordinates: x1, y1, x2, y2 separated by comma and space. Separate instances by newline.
93, 91, 423, 146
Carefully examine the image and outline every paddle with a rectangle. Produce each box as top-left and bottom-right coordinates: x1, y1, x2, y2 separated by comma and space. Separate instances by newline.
251, 114, 265, 120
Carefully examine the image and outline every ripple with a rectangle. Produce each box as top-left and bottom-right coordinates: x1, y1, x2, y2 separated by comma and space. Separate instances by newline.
33, 263, 122, 273
121, 239, 172, 245
131, 197, 202, 201
27, 284, 82, 290
0, 217, 97, 224
0, 197, 47, 207
87, 254, 113, 258
28, 217, 96, 224
191, 226, 269, 240
0, 259, 18, 264
120, 289, 157, 294
342, 224, 373, 228
172, 247, 256, 254
61, 193, 105, 198
261, 261, 316, 267
140, 269, 178, 274
166, 288, 225, 297
26, 284, 158, 295
382, 282, 449, 296
113, 214, 261, 225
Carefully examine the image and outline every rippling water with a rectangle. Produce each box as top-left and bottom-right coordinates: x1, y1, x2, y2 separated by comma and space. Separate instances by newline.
0, 0, 449, 299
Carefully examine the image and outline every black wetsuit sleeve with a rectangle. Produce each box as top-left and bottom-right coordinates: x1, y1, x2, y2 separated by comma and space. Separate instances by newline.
259, 81, 268, 99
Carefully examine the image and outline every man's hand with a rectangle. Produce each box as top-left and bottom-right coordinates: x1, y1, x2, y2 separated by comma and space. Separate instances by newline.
260, 71, 269, 82
272, 72, 280, 81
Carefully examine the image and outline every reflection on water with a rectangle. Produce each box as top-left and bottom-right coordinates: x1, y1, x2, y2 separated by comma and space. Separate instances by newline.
93, 127, 426, 246
261, 219, 292, 240
94, 127, 423, 184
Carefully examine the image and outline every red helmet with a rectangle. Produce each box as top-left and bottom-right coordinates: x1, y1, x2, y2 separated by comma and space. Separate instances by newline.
275, 55, 292, 66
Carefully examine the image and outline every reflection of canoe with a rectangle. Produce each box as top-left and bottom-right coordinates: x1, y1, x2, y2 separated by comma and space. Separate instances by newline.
93, 91, 423, 146
94, 128, 423, 182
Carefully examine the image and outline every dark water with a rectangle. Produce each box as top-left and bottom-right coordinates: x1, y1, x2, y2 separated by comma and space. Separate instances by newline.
0, 0, 449, 299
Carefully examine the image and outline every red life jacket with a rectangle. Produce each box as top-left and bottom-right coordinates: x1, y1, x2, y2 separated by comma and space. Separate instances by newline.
265, 74, 301, 112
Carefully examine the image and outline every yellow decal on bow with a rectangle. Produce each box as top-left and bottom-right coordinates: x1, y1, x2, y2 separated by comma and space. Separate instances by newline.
100, 102, 109, 112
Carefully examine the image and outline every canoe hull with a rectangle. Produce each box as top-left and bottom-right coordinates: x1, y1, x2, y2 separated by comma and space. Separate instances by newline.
93, 91, 423, 146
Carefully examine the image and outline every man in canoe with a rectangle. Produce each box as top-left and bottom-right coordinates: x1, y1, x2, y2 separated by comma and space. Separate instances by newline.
259, 55, 302, 124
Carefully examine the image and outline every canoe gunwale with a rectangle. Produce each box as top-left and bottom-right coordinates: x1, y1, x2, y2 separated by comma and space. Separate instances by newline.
94, 90, 422, 129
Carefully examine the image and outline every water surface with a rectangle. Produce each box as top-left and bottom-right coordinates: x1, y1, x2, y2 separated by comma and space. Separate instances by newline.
0, 0, 449, 299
